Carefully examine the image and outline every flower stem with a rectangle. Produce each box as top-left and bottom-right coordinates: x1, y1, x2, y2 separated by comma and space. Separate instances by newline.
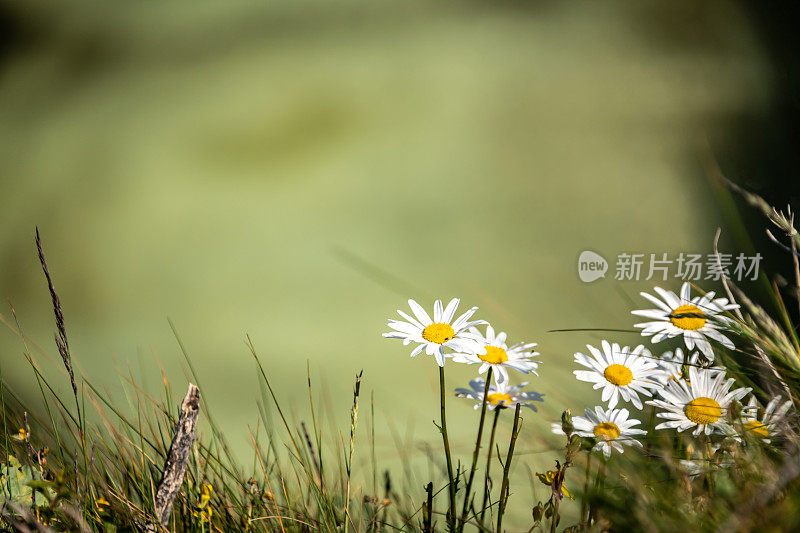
458, 368, 493, 531
580, 449, 592, 526
479, 407, 501, 528
439, 365, 457, 532
496, 403, 522, 533
549, 497, 560, 533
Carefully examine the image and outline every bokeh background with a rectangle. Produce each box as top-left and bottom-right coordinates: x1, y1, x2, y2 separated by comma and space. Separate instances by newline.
1, 0, 798, 527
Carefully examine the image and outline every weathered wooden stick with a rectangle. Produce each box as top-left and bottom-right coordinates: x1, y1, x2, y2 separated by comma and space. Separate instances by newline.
150, 383, 200, 529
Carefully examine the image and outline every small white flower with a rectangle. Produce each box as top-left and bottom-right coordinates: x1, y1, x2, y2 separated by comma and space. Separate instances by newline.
739, 395, 794, 443
647, 365, 751, 436
573, 341, 664, 409
552, 406, 646, 458
632, 282, 739, 361
655, 348, 724, 386
383, 298, 486, 367
455, 378, 544, 411
450, 325, 540, 385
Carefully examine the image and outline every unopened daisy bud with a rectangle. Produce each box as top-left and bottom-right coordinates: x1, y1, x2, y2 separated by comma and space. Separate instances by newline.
532, 502, 544, 523
561, 409, 573, 436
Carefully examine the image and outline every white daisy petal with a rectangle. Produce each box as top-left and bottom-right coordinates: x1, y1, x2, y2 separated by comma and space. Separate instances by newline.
408, 299, 433, 326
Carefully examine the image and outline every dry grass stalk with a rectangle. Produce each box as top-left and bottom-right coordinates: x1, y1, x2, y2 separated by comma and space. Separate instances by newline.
35, 228, 77, 401
149, 383, 201, 529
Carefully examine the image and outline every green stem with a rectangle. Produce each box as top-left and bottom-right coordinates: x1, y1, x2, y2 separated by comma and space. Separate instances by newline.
439, 365, 457, 532
496, 404, 522, 533
580, 450, 592, 526
458, 368, 493, 531
479, 408, 501, 528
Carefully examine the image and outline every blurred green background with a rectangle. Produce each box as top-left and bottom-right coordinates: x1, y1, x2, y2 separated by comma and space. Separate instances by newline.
0, 0, 788, 526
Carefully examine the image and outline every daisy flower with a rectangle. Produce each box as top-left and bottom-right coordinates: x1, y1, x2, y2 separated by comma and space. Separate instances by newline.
383, 298, 485, 367
647, 365, 751, 436
450, 325, 540, 385
455, 378, 544, 411
656, 348, 724, 386
739, 395, 793, 443
573, 341, 664, 409
632, 282, 739, 361
552, 406, 646, 458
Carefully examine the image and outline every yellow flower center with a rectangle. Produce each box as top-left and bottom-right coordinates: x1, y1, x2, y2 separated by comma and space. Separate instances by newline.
421, 323, 455, 344
669, 304, 706, 331
603, 364, 633, 386
744, 419, 769, 438
593, 422, 621, 440
684, 397, 722, 425
487, 392, 513, 406
479, 346, 509, 365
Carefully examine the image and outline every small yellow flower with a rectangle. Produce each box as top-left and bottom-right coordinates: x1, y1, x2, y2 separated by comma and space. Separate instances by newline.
192, 483, 214, 523
96, 497, 111, 512
192, 506, 213, 523
13, 428, 27, 442
199, 483, 213, 507
536, 470, 574, 500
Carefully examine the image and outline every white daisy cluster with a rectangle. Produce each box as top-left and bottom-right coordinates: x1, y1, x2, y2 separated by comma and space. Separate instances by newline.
556, 340, 658, 457
383, 298, 543, 409
555, 282, 795, 460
